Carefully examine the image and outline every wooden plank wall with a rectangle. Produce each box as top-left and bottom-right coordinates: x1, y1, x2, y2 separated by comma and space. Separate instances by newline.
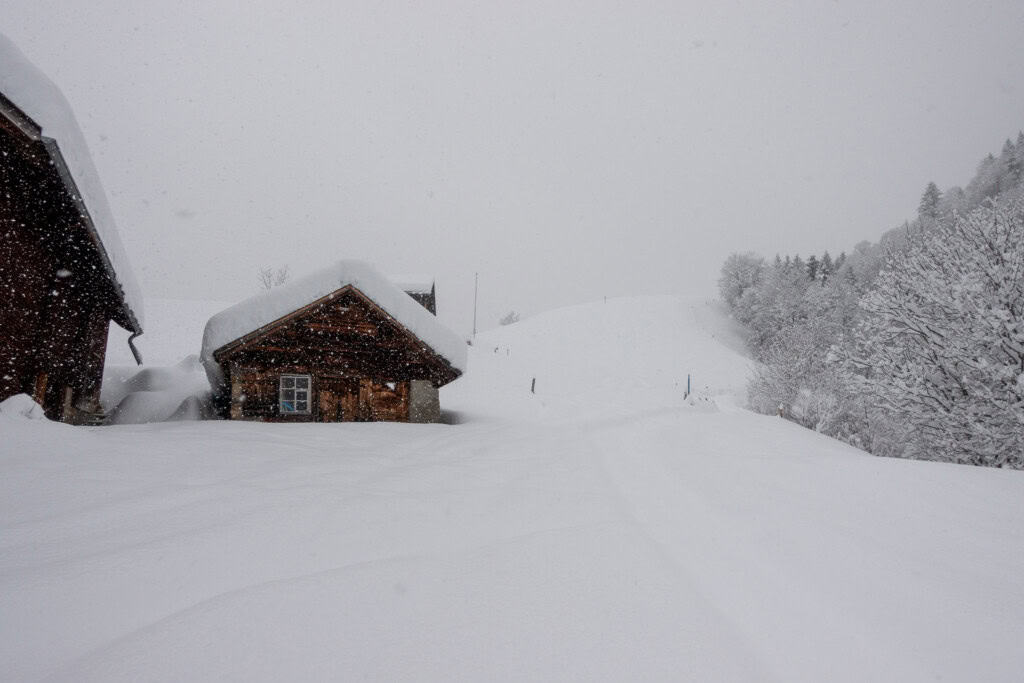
1, 116, 118, 421
229, 366, 409, 423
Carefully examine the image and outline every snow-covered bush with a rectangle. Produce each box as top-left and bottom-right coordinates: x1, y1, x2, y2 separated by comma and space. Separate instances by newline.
848, 201, 1024, 467
721, 134, 1024, 468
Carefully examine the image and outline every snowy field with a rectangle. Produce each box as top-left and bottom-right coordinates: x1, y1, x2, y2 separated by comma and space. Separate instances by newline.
3, 296, 1024, 681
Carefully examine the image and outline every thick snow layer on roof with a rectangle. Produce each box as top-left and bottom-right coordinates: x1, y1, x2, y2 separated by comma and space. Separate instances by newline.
0, 34, 143, 330
201, 260, 466, 382
389, 275, 434, 294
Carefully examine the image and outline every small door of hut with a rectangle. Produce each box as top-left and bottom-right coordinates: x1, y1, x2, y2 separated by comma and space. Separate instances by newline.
319, 389, 342, 422
317, 377, 362, 422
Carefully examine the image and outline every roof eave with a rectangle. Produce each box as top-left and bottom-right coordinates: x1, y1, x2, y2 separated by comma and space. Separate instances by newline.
39, 136, 143, 335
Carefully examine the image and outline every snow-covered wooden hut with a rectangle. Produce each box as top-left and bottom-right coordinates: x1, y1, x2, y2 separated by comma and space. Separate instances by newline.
0, 34, 144, 423
200, 261, 465, 422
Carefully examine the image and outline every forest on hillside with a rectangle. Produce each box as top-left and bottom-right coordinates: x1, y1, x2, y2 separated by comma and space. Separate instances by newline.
720, 132, 1024, 468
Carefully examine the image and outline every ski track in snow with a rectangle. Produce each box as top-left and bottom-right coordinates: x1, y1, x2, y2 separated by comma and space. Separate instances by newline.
2, 295, 1023, 682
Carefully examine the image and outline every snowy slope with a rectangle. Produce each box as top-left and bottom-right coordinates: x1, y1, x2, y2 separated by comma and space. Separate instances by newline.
444, 296, 751, 420
3, 296, 1023, 682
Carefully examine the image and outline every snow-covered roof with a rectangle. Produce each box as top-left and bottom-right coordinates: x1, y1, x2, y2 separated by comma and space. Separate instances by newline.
390, 275, 435, 294
201, 260, 466, 383
0, 33, 143, 331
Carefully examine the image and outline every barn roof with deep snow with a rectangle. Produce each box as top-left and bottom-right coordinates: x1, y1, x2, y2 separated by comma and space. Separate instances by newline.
0, 33, 144, 331
200, 260, 466, 382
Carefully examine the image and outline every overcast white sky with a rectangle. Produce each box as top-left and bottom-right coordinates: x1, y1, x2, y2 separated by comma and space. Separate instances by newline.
4, 1, 1024, 335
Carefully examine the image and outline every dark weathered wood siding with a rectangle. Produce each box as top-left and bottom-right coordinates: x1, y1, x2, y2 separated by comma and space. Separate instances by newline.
0, 106, 122, 422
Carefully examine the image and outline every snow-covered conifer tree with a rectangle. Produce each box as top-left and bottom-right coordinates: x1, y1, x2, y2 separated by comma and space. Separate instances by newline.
819, 252, 833, 283
806, 254, 819, 282
918, 182, 941, 222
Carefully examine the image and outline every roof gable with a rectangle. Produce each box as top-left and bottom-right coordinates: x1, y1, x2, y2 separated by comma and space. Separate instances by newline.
201, 260, 466, 384
211, 286, 458, 385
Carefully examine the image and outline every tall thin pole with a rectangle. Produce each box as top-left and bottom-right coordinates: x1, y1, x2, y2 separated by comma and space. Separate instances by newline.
472, 272, 478, 338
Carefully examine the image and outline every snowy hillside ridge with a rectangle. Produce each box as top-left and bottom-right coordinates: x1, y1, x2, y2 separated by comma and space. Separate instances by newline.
200, 260, 467, 384
444, 296, 752, 421
0, 33, 143, 329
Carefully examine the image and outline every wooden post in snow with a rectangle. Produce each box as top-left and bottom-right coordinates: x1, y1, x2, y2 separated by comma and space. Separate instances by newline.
472, 272, 478, 339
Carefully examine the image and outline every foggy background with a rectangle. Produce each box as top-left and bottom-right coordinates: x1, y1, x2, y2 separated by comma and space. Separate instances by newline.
4, 1, 1023, 336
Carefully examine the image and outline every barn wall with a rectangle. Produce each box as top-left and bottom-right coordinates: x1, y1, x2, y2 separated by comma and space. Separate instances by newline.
0, 212, 50, 401
227, 365, 410, 423
0, 118, 119, 422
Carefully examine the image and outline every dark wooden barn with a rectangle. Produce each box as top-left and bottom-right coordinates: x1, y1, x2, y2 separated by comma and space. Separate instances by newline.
0, 35, 144, 423
201, 261, 465, 422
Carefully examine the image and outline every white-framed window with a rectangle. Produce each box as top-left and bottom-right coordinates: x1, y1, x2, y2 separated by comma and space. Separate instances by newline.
279, 374, 311, 414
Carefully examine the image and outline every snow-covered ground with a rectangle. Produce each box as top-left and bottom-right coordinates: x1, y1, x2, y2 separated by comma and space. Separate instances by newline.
3, 296, 1023, 681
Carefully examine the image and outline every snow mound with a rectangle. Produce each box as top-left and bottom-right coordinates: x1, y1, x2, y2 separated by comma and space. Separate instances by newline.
0, 394, 47, 420
200, 260, 466, 384
104, 356, 211, 425
0, 33, 143, 329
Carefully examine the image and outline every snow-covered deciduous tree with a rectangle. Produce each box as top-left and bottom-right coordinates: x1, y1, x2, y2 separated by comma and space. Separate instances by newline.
717, 252, 764, 308
719, 133, 1024, 468
847, 201, 1024, 467
258, 265, 290, 291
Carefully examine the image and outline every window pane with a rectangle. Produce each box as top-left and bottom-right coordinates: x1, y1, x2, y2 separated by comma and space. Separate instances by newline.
282, 377, 295, 388
295, 400, 307, 412
296, 389, 307, 401
283, 388, 295, 401
281, 401, 295, 412
296, 377, 309, 388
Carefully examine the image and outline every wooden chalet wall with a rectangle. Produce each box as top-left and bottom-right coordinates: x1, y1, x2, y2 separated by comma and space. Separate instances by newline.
213, 287, 457, 422
0, 97, 122, 422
